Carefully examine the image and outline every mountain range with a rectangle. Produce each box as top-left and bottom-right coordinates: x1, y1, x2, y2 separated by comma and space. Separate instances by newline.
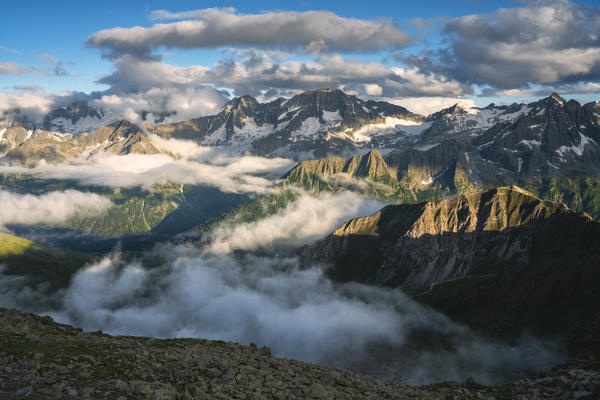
2, 90, 599, 176
2, 89, 599, 240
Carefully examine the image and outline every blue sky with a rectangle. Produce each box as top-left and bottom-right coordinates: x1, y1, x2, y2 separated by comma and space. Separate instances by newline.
1, 0, 599, 117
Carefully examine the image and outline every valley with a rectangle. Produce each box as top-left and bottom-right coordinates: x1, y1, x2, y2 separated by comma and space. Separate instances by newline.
1, 89, 599, 398
4, 1, 600, 397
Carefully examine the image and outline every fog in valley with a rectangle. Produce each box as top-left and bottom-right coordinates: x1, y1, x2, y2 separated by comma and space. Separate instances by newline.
0, 151, 565, 384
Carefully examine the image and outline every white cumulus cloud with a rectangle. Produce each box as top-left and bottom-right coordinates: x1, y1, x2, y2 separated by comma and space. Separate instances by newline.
0, 190, 112, 227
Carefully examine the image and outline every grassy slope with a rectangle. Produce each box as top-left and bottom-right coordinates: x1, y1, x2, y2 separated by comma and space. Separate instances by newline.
523, 176, 600, 219
0, 174, 249, 236
66, 184, 182, 235
0, 232, 93, 287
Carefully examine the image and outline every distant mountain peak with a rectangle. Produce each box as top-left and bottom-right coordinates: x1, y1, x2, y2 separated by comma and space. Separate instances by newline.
223, 95, 258, 109
289, 88, 360, 107
331, 185, 563, 239
547, 92, 565, 104
428, 104, 467, 120
307, 88, 346, 95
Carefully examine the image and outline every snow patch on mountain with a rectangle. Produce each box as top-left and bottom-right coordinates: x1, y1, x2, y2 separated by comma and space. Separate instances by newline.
556, 134, 594, 158
278, 106, 301, 121
293, 117, 322, 138
465, 108, 500, 128
44, 106, 124, 136
322, 110, 343, 125
414, 143, 439, 151
233, 117, 274, 142
498, 106, 531, 122
202, 125, 228, 145
518, 139, 542, 149
48, 116, 112, 135
351, 118, 429, 143
50, 131, 73, 142
435, 105, 531, 137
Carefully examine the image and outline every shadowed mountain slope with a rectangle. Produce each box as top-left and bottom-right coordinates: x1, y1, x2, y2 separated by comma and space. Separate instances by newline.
301, 187, 600, 344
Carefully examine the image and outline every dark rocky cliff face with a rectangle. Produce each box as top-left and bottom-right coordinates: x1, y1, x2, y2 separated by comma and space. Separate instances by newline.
300, 186, 600, 344
471, 94, 600, 180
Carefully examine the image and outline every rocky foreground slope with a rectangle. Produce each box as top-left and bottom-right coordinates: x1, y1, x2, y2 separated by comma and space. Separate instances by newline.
1, 309, 598, 399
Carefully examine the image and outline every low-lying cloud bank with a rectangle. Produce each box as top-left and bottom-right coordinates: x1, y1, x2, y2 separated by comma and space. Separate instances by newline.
0, 146, 294, 194
45, 252, 562, 385
0, 85, 229, 126
0, 191, 565, 384
0, 190, 111, 227
208, 191, 383, 253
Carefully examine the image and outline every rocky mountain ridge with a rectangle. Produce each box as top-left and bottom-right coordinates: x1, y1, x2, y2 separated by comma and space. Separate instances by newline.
150, 88, 424, 157
301, 186, 600, 341
0, 119, 160, 165
282, 148, 473, 203
2, 90, 597, 194
281, 91, 600, 213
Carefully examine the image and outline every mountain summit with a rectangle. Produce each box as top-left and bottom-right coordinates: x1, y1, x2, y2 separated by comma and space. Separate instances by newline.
151, 88, 423, 157
303, 186, 593, 290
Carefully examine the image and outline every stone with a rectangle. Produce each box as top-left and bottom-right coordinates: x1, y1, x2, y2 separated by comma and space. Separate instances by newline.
15, 386, 33, 396
573, 391, 592, 400
201, 368, 222, 378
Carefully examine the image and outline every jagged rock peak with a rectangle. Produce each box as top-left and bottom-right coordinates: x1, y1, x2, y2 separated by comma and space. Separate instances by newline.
107, 118, 138, 130
283, 149, 394, 181
222, 95, 259, 110
302, 88, 349, 97
546, 92, 565, 104
427, 104, 468, 120
332, 185, 570, 238
287, 88, 359, 106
